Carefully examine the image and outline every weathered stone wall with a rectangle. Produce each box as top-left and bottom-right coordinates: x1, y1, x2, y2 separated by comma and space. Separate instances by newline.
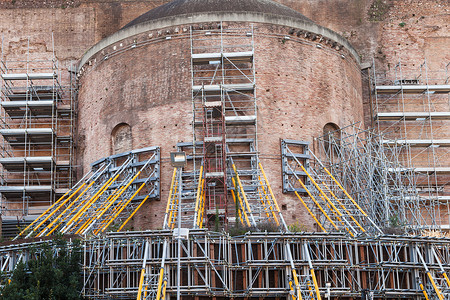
77, 22, 361, 230
1, 0, 448, 66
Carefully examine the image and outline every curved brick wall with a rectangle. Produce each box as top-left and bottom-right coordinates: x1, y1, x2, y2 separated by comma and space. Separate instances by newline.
77, 19, 362, 230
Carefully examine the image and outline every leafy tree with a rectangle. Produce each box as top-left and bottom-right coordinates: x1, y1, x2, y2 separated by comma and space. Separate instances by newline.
1, 237, 84, 300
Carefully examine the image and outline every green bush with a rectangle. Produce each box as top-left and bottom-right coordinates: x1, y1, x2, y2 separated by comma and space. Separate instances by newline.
1, 238, 84, 300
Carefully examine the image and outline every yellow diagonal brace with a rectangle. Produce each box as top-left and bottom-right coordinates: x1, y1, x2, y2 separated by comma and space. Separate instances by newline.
288, 280, 297, 300
258, 175, 279, 225
292, 269, 302, 300
294, 191, 326, 232
99, 177, 149, 233
232, 164, 253, 223
296, 178, 338, 230
62, 172, 121, 233
322, 183, 365, 232
231, 188, 244, 226
75, 186, 123, 234
299, 165, 344, 219
37, 179, 98, 237
323, 167, 368, 217
232, 177, 251, 227
318, 194, 354, 237
196, 177, 205, 227
136, 268, 145, 300
443, 272, 450, 288
96, 190, 131, 229
257, 188, 271, 219
259, 162, 283, 213
194, 165, 204, 227
168, 181, 179, 229
28, 184, 84, 236
17, 188, 73, 238
419, 281, 430, 300
161, 279, 167, 300
165, 168, 177, 214
84, 180, 136, 234
81, 171, 142, 235
310, 268, 322, 300
171, 198, 179, 230
155, 267, 165, 300
117, 195, 149, 232
427, 272, 444, 300
199, 188, 206, 229
299, 165, 356, 235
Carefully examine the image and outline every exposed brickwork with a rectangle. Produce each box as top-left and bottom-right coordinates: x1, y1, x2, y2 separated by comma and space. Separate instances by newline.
1, 0, 447, 66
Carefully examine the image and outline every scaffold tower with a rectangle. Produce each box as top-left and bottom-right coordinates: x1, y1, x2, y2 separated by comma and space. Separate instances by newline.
189, 22, 285, 230
371, 59, 450, 230
0, 36, 76, 236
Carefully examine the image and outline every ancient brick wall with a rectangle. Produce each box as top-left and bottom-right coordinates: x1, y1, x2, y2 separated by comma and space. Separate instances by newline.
1, 0, 447, 66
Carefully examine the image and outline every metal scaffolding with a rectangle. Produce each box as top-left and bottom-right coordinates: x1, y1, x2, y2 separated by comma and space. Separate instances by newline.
189, 22, 285, 230
14, 146, 160, 239
315, 124, 439, 233
371, 59, 450, 230
4, 230, 450, 299
0, 36, 76, 237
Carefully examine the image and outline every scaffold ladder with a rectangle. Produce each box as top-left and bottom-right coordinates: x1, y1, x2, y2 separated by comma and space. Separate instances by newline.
286, 242, 322, 300
137, 240, 168, 300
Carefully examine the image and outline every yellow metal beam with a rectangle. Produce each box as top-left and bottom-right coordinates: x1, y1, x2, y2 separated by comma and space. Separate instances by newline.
199, 187, 206, 229
136, 268, 145, 300
79, 171, 142, 235
32, 183, 86, 234
197, 177, 205, 228
232, 164, 254, 225
256, 186, 271, 219
323, 167, 368, 217
62, 171, 121, 233
299, 165, 345, 222
75, 185, 124, 234
194, 165, 204, 227
37, 179, 99, 237
259, 162, 283, 213
294, 191, 326, 232
165, 168, 177, 215
117, 195, 149, 232
317, 194, 354, 237
258, 176, 279, 225
292, 269, 302, 300
232, 176, 251, 227
231, 188, 244, 226
310, 268, 322, 300
427, 271, 444, 300
167, 172, 179, 229
16, 188, 73, 238
322, 183, 365, 232
155, 267, 165, 300
296, 178, 338, 230
98, 177, 150, 234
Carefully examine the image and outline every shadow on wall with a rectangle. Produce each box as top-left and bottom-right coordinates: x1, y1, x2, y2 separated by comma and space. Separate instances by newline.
111, 123, 132, 155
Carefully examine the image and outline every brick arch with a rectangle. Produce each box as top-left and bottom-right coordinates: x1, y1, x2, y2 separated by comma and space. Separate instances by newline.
111, 123, 132, 155
323, 122, 340, 155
